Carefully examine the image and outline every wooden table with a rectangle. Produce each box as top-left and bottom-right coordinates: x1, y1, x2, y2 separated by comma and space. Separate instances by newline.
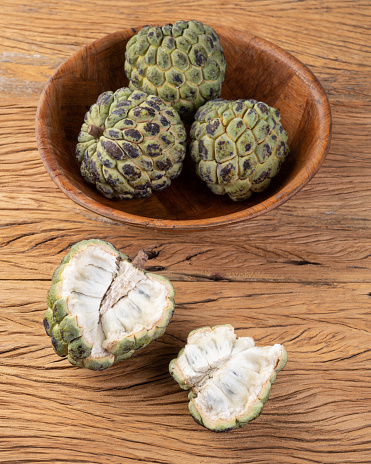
1, 1, 370, 462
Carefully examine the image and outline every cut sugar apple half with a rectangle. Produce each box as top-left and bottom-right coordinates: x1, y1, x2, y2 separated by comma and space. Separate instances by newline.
43, 239, 174, 370
169, 325, 287, 432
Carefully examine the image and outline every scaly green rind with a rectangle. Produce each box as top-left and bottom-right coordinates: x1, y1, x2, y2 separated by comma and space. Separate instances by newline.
83, 355, 114, 371
46, 282, 63, 309
43, 308, 55, 336
52, 298, 68, 323
51, 324, 68, 357
59, 315, 83, 343
68, 337, 92, 360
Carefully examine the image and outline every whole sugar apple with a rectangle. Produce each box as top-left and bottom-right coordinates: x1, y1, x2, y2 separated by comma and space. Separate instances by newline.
43, 239, 174, 370
124, 20, 226, 122
75, 87, 187, 199
190, 98, 290, 201
169, 325, 287, 432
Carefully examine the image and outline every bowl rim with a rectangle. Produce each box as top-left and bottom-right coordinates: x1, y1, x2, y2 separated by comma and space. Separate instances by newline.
35, 25, 332, 231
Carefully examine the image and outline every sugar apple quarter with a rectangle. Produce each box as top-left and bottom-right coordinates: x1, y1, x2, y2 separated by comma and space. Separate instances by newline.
124, 20, 226, 122
43, 239, 175, 370
75, 87, 187, 200
169, 325, 287, 432
190, 98, 290, 201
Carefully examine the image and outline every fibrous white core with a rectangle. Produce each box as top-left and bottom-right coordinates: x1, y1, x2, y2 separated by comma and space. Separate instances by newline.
177, 325, 284, 421
61, 245, 169, 358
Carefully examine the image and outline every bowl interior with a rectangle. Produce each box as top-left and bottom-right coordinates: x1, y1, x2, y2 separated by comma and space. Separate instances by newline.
36, 26, 331, 229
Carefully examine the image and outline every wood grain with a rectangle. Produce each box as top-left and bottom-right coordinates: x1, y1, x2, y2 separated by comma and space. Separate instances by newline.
1, 1, 371, 463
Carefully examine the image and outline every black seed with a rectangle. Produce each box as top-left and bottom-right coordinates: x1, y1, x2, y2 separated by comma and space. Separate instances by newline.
275, 109, 280, 118
144, 122, 160, 135
272, 134, 277, 141
245, 143, 251, 151
124, 119, 135, 126
101, 140, 125, 160
237, 120, 243, 128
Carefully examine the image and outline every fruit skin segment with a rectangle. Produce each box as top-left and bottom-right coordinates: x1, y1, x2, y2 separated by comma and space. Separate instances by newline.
43, 239, 175, 370
124, 21, 226, 122
169, 325, 287, 432
190, 98, 290, 201
75, 87, 187, 200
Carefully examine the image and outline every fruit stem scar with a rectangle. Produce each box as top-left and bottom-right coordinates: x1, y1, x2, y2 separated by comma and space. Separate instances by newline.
132, 250, 149, 269
87, 124, 105, 139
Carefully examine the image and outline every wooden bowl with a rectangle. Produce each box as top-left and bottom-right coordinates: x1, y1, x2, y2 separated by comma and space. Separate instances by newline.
36, 26, 331, 230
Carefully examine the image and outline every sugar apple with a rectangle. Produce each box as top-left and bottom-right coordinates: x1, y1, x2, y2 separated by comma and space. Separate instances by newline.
169, 325, 287, 432
75, 87, 187, 199
124, 21, 226, 122
43, 239, 174, 370
190, 98, 290, 201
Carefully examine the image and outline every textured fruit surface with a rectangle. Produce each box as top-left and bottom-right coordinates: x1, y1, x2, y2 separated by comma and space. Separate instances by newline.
75, 87, 187, 199
43, 240, 175, 370
124, 21, 226, 122
169, 325, 287, 432
190, 99, 290, 201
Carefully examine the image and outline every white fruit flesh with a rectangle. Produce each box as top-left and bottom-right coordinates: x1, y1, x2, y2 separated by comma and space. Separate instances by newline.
175, 326, 285, 423
60, 245, 170, 357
